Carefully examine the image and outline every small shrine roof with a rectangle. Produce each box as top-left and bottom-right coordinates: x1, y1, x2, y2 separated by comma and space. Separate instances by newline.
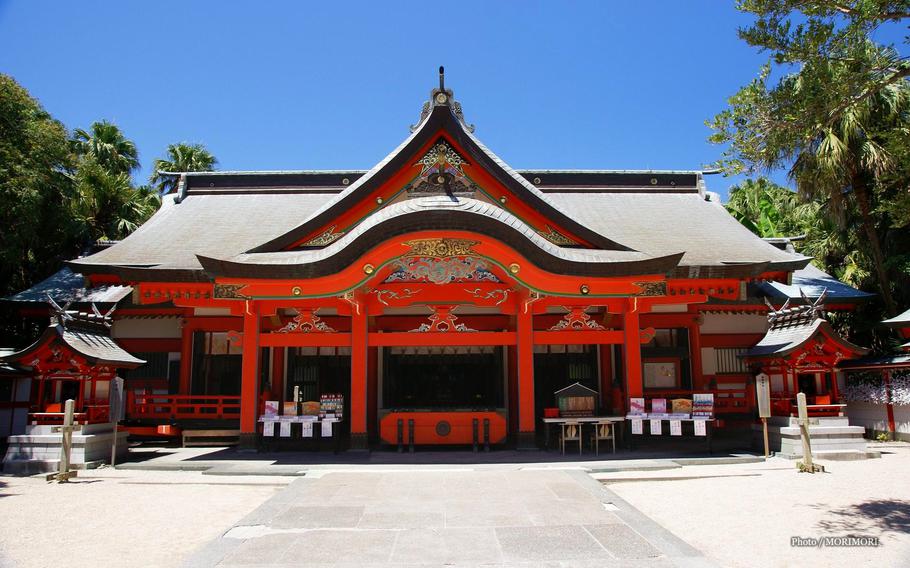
0, 302, 145, 369
744, 295, 869, 360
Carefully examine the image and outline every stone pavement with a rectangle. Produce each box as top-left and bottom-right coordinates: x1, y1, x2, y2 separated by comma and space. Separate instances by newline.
184, 468, 714, 567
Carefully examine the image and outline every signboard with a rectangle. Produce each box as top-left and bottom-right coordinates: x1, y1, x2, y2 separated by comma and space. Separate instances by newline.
692, 393, 714, 417
631, 419, 643, 435
694, 419, 707, 436
755, 373, 771, 418
301, 421, 313, 438
263, 421, 275, 437
629, 398, 645, 416
109, 377, 125, 423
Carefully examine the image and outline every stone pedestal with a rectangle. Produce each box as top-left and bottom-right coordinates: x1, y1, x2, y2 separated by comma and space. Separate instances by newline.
752, 416, 879, 460
3, 423, 128, 474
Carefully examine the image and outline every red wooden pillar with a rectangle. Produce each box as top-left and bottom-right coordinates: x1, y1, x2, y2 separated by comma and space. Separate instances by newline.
350, 296, 369, 450
239, 303, 261, 449
623, 304, 643, 398
179, 319, 193, 395
516, 296, 536, 449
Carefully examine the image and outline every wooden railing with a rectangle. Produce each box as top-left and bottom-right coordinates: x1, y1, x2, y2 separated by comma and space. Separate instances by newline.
29, 402, 111, 425
125, 393, 241, 420
643, 389, 753, 414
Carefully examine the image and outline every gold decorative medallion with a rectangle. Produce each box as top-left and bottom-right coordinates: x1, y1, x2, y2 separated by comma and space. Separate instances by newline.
363, 264, 375, 275
509, 263, 521, 274
292, 286, 302, 296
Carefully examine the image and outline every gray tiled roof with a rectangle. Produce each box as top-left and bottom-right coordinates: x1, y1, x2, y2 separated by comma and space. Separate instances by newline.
0, 322, 145, 368
883, 308, 910, 327
745, 311, 868, 359
545, 192, 808, 272
755, 263, 873, 303
3, 267, 131, 304
199, 195, 682, 279
70, 191, 333, 272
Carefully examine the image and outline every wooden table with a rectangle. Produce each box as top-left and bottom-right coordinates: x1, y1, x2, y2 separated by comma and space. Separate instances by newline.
541, 416, 625, 451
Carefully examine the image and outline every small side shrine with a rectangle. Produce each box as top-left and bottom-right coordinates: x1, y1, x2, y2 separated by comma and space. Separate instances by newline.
1, 298, 144, 474
744, 291, 873, 459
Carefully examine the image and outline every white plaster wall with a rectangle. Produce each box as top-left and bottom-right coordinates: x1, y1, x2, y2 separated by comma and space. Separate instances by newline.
701, 347, 717, 375
112, 317, 181, 339
699, 313, 768, 334
847, 401, 910, 435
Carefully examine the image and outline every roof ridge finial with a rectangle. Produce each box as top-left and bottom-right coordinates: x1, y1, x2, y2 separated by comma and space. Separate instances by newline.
410, 66, 475, 133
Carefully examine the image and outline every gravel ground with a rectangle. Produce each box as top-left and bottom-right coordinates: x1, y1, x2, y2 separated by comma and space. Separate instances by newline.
0, 468, 294, 568
600, 444, 910, 567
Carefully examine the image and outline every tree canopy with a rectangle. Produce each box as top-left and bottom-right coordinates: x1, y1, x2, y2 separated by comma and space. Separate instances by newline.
150, 142, 218, 195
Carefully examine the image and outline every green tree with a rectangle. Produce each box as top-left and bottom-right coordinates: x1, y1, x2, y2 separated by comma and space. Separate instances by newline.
149, 142, 217, 194
710, 3, 910, 315
726, 177, 803, 237
69, 156, 160, 244
71, 120, 140, 176
0, 74, 80, 299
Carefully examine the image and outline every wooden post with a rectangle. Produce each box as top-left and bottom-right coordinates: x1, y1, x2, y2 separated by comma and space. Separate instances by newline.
350, 295, 369, 450
623, 304, 643, 398
47, 399, 77, 483
516, 295, 535, 449
796, 392, 823, 473
239, 303, 261, 450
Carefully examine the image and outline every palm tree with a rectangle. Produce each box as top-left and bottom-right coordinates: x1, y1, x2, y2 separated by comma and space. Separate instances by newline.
788, 76, 910, 315
149, 143, 218, 194
69, 156, 160, 243
71, 120, 140, 175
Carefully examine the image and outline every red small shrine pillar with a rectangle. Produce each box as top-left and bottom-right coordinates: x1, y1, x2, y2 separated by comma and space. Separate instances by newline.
516, 298, 536, 449
239, 302, 261, 450
623, 304, 643, 398
349, 296, 369, 450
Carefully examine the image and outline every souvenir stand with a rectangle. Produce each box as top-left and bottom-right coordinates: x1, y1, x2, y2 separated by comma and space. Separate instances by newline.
259, 393, 344, 453
625, 393, 716, 452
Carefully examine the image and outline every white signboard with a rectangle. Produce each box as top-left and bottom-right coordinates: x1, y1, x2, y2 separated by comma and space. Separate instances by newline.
631, 419, 643, 435
263, 421, 275, 437
650, 419, 662, 435
694, 419, 707, 436
321, 420, 333, 437
670, 420, 682, 436
756, 373, 771, 418
301, 421, 313, 438
279, 421, 291, 437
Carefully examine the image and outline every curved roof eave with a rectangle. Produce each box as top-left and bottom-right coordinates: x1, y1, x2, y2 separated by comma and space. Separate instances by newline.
248, 103, 636, 253
197, 197, 683, 280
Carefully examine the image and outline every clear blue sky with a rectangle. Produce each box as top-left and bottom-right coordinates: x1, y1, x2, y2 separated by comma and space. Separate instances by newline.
0, 1, 891, 200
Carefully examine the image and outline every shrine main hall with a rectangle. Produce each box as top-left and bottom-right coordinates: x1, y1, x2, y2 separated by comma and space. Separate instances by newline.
3, 72, 870, 453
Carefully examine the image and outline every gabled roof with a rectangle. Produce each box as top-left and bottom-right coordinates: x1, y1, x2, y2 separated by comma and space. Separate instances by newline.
0, 303, 144, 369
66, 75, 812, 283
744, 295, 868, 359
248, 89, 632, 254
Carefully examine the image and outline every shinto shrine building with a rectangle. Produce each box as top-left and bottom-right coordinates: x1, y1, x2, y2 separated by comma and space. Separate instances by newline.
2, 72, 873, 452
